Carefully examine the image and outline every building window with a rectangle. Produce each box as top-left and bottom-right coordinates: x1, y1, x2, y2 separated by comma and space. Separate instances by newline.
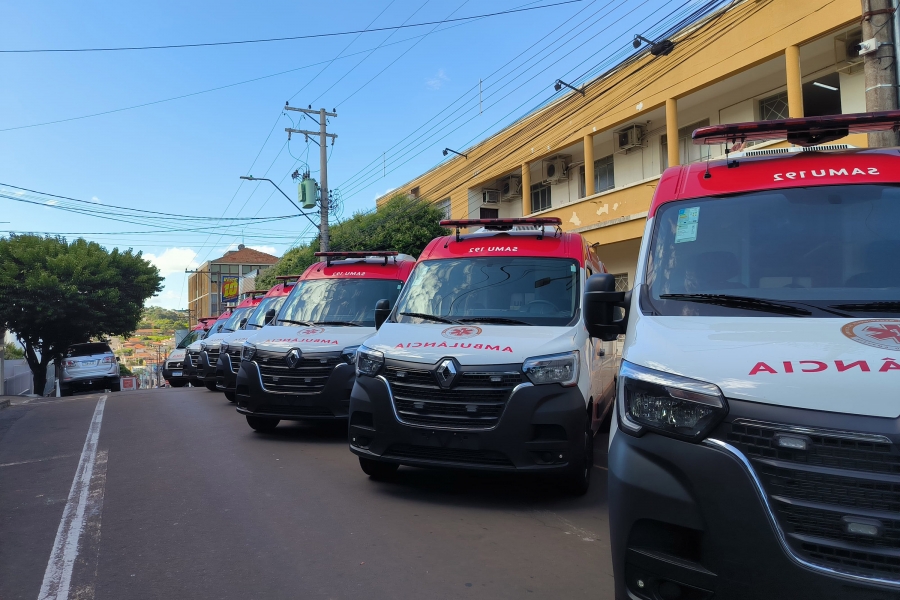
480, 207, 499, 219
531, 183, 551, 213
759, 91, 789, 121
580, 155, 615, 197
435, 197, 451, 219
410, 186, 420, 199
613, 273, 629, 292
802, 72, 842, 117
661, 119, 710, 168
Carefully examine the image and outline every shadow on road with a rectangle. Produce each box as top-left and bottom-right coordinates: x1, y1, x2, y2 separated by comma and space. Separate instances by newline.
245, 419, 349, 445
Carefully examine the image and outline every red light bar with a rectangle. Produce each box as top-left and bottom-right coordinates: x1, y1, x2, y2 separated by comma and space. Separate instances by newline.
314, 250, 399, 266
693, 110, 900, 147
248, 289, 269, 296
440, 217, 562, 227
274, 274, 302, 282
440, 217, 562, 242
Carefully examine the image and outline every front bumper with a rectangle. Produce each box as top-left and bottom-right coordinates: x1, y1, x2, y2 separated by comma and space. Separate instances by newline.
609, 397, 900, 600
163, 361, 189, 384
215, 352, 241, 391
235, 359, 354, 420
348, 374, 586, 472
199, 350, 220, 384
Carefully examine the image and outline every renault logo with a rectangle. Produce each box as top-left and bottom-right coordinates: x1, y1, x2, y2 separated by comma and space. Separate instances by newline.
435, 358, 458, 388
285, 348, 302, 368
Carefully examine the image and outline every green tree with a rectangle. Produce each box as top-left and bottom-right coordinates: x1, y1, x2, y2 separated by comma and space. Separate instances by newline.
257, 195, 448, 288
0, 235, 163, 393
4, 341, 25, 360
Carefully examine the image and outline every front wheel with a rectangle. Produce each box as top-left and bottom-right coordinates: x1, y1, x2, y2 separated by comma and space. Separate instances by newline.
246, 416, 279, 432
562, 413, 593, 496
204, 381, 218, 392
359, 457, 399, 480
224, 390, 236, 402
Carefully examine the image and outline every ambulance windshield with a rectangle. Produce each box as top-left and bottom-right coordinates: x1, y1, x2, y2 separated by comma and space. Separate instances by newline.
394, 257, 579, 327
646, 184, 900, 317
278, 278, 404, 327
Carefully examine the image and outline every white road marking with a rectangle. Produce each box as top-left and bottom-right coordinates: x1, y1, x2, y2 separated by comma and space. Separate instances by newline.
0, 454, 78, 469
37, 395, 107, 600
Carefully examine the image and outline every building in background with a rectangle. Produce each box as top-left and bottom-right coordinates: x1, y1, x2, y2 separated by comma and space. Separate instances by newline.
187, 245, 278, 323
377, 0, 866, 291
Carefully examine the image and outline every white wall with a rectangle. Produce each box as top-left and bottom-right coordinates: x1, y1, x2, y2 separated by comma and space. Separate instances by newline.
840, 70, 865, 113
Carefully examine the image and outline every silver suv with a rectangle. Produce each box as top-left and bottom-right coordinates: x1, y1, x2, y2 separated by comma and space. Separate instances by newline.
59, 342, 120, 396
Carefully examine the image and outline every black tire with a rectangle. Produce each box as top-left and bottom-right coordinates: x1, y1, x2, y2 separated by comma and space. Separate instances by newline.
59, 386, 72, 397
204, 381, 218, 392
563, 412, 593, 496
224, 390, 236, 402
246, 416, 279, 432
359, 457, 399, 480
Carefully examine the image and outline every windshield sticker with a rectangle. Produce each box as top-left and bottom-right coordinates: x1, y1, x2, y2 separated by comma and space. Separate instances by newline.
841, 319, 900, 351
441, 325, 483, 339
674, 207, 700, 244
395, 341, 513, 353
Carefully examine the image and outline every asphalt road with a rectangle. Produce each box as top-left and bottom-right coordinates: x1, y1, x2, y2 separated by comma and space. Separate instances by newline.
0, 387, 614, 600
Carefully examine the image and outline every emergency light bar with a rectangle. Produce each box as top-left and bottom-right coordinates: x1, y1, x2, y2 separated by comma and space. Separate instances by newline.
314, 250, 398, 266
248, 289, 269, 297
274, 274, 302, 282
692, 110, 900, 147
440, 217, 563, 242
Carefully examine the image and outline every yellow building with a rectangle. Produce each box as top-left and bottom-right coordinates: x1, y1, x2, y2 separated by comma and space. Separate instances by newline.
187, 245, 278, 323
377, 0, 868, 289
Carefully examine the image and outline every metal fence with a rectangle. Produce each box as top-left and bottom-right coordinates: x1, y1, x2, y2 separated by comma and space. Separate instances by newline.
2, 359, 33, 396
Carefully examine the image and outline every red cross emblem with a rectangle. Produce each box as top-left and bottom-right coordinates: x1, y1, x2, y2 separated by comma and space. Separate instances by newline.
842, 319, 900, 351
441, 325, 483, 339
865, 324, 900, 344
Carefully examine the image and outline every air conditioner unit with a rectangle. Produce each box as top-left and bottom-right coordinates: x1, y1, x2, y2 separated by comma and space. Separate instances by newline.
482, 188, 501, 205
616, 124, 645, 151
498, 175, 521, 201
542, 157, 568, 183
835, 29, 864, 74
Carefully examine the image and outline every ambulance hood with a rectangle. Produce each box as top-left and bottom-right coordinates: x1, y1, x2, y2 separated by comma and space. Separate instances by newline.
625, 316, 900, 418
248, 324, 375, 353
167, 348, 186, 362
201, 330, 232, 349
365, 322, 579, 365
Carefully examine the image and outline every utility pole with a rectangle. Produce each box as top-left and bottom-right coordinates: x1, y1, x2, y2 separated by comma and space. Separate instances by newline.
862, 0, 899, 147
284, 105, 338, 252
0, 327, 5, 396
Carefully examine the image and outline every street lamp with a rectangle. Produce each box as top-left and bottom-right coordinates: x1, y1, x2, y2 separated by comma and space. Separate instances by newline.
238, 176, 320, 230
442, 148, 468, 159
554, 79, 585, 96
632, 34, 675, 56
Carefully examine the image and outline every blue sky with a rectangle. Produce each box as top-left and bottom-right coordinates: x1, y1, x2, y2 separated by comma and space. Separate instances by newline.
0, 0, 685, 309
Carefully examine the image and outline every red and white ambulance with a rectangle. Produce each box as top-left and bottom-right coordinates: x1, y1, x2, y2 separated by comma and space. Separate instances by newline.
199, 291, 267, 392
348, 218, 619, 494
584, 112, 900, 599
236, 251, 416, 432
215, 275, 301, 400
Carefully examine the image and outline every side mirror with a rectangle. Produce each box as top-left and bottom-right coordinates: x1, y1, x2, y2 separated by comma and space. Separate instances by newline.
374, 299, 391, 330
116, 356, 121, 362
583, 274, 631, 341
238, 318, 248, 329
264, 308, 276, 325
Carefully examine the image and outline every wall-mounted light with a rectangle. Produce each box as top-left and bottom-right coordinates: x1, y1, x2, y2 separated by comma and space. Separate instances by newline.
633, 34, 675, 56
443, 148, 468, 159
812, 81, 839, 91
554, 79, 585, 96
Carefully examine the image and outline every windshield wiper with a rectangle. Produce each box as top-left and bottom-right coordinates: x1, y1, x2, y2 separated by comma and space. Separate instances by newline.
222, 327, 235, 333
659, 294, 812, 316
277, 319, 314, 326
398, 312, 460, 324
456, 317, 533, 326
312, 320, 361, 327
246, 323, 263, 329
830, 301, 900, 313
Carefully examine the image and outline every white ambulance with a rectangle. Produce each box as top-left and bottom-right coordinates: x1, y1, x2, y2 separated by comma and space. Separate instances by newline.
349, 218, 619, 494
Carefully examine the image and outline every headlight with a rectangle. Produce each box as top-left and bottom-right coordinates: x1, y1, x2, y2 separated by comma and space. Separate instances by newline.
356, 346, 383, 377
200, 341, 208, 351
617, 361, 727, 442
522, 351, 579, 386
220, 341, 229, 354
341, 345, 360, 365
241, 342, 257, 362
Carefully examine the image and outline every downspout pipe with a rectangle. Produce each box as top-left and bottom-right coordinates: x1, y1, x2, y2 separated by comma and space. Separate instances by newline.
894, 0, 900, 109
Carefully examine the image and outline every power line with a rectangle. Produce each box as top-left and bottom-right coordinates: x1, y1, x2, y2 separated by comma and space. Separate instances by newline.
1, 1, 585, 53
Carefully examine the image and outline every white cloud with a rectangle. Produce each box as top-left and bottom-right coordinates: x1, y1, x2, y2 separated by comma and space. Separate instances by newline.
250, 245, 277, 256
145, 247, 199, 276
426, 69, 449, 90
91, 196, 102, 204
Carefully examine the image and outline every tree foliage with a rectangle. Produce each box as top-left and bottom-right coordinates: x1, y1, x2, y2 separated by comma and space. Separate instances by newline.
0, 235, 163, 393
257, 195, 448, 288
138, 306, 189, 333
3, 342, 25, 360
